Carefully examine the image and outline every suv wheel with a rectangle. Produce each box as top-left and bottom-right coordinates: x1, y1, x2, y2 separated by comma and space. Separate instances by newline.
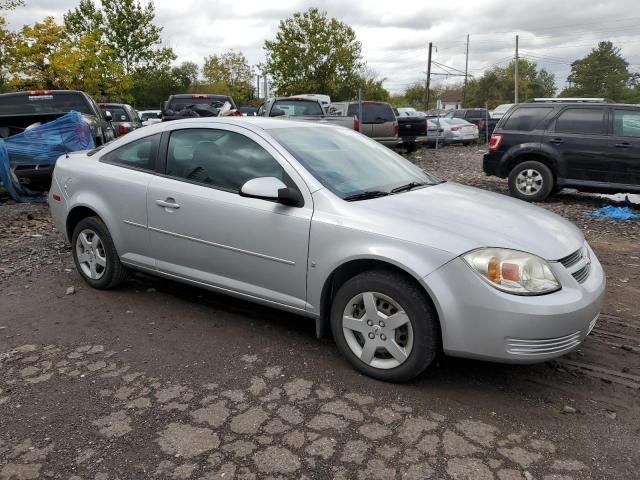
330, 270, 439, 382
71, 217, 128, 289
508, 161, 554, 202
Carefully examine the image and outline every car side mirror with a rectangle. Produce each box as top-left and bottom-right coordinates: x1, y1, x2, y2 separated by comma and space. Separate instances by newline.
240, 177, 303, 207
104, 110, 112, 121
270, 108, 285, 117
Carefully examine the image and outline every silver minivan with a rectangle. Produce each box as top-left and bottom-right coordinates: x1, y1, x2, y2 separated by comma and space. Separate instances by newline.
330, 101, 400, 148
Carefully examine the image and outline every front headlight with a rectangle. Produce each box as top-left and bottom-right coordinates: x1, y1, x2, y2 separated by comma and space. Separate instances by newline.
462, 248, 561, 295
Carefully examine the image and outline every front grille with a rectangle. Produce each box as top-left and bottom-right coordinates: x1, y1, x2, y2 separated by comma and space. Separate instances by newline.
558, 248, 583, 268
506, 331, 582, 356
572, 263, 591, 283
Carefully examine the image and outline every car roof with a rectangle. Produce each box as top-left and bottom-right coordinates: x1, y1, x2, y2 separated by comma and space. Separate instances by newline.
515, 101, 637, 108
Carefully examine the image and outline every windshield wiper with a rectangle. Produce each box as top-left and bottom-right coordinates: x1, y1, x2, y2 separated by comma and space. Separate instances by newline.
390, 182, 428, 194
343, 190, 390, 202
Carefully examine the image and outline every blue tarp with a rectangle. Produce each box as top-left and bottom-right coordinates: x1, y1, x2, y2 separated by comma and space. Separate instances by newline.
586, 205, 639, 220
0, 111, 94, 202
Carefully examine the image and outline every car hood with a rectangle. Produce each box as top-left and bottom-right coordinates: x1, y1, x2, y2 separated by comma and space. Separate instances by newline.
346, 182, 584, 260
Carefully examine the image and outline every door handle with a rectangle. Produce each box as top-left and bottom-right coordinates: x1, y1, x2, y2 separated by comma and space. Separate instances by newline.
550, 138, 564, 144
615, 143, 633, 149
156, 198, 180, 209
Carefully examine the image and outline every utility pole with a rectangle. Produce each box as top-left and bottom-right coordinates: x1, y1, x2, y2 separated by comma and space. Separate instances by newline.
256, 74, 261, 99
425, 42, 432, 112
463, 34, 469, 105
515, 35, 519, 104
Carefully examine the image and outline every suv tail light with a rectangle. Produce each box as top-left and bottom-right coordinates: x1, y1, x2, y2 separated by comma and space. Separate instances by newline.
232, 110, 243, 116
488, 134, 503, 152
394, 121, 399, 137
118, 125, 129, 136
354, 116, 360, 132
451, 126, 461, 132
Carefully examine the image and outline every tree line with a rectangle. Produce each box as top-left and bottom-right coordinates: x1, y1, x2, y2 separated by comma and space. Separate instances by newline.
2, 1, 639, 109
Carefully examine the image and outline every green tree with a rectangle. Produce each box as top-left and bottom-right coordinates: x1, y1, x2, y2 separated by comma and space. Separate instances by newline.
0, 0, 24, 11
561, 41, 639, 101
358, 69, 390, 101
0, 17, 17, 92
264, 8, 364, 100
131, 67, 178, 108
9, 17, 66, 90
202, 51, 254, 104
172, 61, 199, 91
51, 29, 130, 101
63, 0, 104, 39
100, 0, 175, 75
464, 59, 555, 108
390, 82, 439, 110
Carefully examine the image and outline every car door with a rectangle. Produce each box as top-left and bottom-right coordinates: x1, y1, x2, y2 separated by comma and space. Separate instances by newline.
608, 107, 640, 186
146, 125, 313, 311
97, 133, 161, 268
543, 106, 608, 182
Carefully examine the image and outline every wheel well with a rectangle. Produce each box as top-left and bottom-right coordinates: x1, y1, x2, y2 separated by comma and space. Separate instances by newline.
503, 153, 556, 179
318, 259, 441, 340
66, 206, 99, 240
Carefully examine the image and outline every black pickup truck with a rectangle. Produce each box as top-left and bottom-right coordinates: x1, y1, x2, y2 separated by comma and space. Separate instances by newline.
392, 108, 428, 153
444, 108, 498, 139
0, 90, 116, 188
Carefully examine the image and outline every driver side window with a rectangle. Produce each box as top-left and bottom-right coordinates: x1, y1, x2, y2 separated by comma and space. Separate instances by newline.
165, 129, 285, 192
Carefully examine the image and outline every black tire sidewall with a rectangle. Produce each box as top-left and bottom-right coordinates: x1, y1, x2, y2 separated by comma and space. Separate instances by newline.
508, 160, 554, 202
71, 217, 122, 289
330, 271, 439, 382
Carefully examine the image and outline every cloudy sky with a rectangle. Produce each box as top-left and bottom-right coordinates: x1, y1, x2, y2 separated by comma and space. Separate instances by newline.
3, 0, 640, 94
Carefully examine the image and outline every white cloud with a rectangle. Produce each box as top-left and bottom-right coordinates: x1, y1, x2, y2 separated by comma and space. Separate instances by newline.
4, 0, 640, 95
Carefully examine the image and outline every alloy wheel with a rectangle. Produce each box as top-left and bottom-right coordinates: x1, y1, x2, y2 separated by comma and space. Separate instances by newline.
76, 229, 107, 280
515, 169, 543, 195
342, 291, 414, 370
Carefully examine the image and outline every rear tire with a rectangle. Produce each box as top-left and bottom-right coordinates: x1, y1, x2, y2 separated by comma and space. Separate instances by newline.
71, 216, 128, 289
508, 160, 554, 202
330, 270, 439, 382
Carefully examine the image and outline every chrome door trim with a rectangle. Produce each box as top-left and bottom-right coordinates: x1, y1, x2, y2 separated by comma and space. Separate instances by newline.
148, 226, 296, 266
123, 220, 147, 229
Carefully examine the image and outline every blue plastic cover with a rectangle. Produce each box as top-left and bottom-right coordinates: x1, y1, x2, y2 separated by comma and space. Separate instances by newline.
0, 111, 94, 202
586, 205, 639, 220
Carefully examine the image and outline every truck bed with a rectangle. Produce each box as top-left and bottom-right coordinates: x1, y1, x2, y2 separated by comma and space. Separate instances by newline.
0, 113, 67, 138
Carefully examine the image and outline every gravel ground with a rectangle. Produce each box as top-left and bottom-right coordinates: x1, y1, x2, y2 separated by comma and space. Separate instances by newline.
1, 146, 639, 479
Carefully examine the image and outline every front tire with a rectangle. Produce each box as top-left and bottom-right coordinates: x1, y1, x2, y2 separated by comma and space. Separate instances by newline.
71, 216, 128, 289
330, 270, 439, 382
508, 160, 554, 202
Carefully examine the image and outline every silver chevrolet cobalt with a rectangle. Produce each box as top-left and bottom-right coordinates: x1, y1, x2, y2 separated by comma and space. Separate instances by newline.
49, 118, 605, 382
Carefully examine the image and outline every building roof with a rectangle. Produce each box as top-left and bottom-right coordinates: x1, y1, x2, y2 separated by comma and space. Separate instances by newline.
440, 89, 463, 103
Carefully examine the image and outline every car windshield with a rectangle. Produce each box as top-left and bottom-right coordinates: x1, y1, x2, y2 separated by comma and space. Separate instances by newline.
268, 127, 441, 198
271, 100, 323, 116
0, 92, 92, 115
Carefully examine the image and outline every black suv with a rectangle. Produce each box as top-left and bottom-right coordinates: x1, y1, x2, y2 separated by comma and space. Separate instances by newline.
483, 101, 640, 201
161, 94, 236, 121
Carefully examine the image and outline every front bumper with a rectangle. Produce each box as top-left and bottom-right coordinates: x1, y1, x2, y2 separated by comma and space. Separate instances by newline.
423, 245, 606, 363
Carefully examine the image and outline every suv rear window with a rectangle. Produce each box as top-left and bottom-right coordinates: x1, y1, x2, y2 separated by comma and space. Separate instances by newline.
0, 93, 91, 115
461, 110, 484, 119
554, 108, 605, 135
348, 103, 394, 123
101, 106, 130, 122
502, 107, 553, 131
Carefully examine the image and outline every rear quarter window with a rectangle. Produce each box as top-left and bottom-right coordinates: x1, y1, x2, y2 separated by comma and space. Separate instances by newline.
361, 103, 394, 123
502, 107, 554, 131
554, 108, 605, 135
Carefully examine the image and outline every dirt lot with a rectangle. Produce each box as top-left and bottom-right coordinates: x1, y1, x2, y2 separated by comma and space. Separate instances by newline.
1, 146, 639, 480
